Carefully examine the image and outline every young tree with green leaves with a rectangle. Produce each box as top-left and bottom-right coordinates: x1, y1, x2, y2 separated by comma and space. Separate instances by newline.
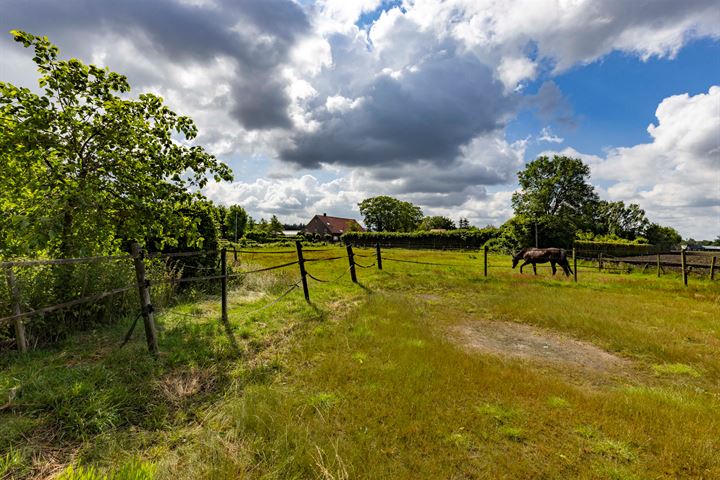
268, 215, 284, 235
358, 196, 423, 232
0, 31, 232, 258
223, 205, 249, 242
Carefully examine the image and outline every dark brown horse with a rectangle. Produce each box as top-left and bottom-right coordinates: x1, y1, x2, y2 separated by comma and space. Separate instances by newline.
512, 248, 573, 276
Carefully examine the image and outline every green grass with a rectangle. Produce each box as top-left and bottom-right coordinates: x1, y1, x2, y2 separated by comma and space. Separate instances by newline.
1, 247, 719, 478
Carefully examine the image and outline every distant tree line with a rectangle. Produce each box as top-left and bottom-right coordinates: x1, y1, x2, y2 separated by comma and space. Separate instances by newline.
354, 155, 686, 251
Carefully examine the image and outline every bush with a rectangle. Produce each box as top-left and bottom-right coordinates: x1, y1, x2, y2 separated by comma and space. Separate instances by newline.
573, 240, 658, 257
342, 228, 499, 249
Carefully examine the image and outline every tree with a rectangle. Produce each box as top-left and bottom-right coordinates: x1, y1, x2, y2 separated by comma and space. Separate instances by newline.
511, 155, 599, 247
223, 205, 249, 242
0, 31, 232, 258
597, 201, 648, 240
358, 196, 423, 232
644, 223, 682, 250
419, 216, 456, 230
458, 217, 470, 229
268, 215, 284, 235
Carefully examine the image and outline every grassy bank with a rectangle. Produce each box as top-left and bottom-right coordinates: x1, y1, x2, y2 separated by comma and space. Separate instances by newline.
2, 248, 718, 478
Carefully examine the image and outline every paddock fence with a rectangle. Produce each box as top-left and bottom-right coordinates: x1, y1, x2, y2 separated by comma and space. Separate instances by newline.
2, 242, 715, 354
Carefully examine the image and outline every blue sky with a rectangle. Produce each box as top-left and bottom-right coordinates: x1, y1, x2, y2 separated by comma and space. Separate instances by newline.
1, 0, 718, 238
512, 38, 720, 161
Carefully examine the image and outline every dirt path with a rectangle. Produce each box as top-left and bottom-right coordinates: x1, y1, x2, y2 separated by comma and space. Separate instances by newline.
449, 320, 629, 374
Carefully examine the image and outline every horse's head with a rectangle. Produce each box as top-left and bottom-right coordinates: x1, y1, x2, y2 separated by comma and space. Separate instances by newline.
511, 248, 525, 269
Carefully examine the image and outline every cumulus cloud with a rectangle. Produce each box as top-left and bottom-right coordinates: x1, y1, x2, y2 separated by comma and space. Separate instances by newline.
549, 87, 720, 238
2, 0, 718, 235
204, 131, 525, 225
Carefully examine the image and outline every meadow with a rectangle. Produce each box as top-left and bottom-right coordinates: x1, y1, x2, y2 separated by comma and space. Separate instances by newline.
1, 247, 718, 479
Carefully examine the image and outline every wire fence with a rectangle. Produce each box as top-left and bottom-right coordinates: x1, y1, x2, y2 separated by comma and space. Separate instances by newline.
2, 242, 716, 354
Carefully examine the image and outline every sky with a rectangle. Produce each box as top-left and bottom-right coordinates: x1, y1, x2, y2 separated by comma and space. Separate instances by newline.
1, 0, 719, 239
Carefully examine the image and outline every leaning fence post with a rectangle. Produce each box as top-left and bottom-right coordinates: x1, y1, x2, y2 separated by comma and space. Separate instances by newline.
376, 242, 383, 270
483, 245, 488, 277
4, 267, 28, 353
656, 254, 661, 277
681, 248, 688, 287
711, 256, 716, 281
295, 241, 310, 302
347, 244, 357, 283
131, 243, 159, 355
572, 248, 577, 283
221, 248, 228, 324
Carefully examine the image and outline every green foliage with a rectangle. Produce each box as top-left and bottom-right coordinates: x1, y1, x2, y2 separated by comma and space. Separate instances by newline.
342, 228, 498, 249
0, 31, 232, 259
644, 223, 682, 250
58, 461, 154, 480
573, 240, 656, 257
596, 201, 649, 240
268, 215, 284, 235
153, 200, 221, 279
512, 155, 599, 239
418, 216, 456, 231
358, 196, 423, 232
222, 205, 249, 242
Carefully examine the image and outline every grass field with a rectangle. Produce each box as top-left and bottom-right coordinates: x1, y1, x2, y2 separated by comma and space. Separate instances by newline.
1, 247, 719, 479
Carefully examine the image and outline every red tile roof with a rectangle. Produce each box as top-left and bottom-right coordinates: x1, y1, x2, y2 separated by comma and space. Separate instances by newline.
305, 215, 364, 235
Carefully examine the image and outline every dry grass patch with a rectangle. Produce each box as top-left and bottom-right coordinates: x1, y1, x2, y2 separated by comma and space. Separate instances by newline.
449, 320, 630, 374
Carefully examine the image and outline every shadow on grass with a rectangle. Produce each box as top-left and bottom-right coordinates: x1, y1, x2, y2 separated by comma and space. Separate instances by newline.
0, 312, 243, 471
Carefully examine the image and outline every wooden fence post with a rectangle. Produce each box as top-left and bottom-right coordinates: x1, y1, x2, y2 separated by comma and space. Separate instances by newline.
346, 245, 357, 283
376, 242, 382, 270
221, 248, 228, 324
656, 254, 661, 277
233, 248, 237, 263
572, 248, 577, 283
711, 256, 716, 281
295, 241, 310, 302
599, 252, 603, 272
4, 267, 28, 353
483, 245, 488, 277
131, 243, 159, 355
680, 249, 687, 287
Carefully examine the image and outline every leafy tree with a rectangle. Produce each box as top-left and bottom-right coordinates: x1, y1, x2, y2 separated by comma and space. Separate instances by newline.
358, 196, 423, 232
644, 223, 682, 250
223, 205, 249, 241
268, 215, 284, 235
418, 216, 456, 231
597, 200, 648, 240
458, 217, 470, 229
511, 155, 599, 247
0, 31, 232, 258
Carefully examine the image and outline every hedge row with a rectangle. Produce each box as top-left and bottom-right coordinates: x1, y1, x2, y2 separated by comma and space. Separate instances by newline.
573, 240, 659, 257
342, 229, 498, 249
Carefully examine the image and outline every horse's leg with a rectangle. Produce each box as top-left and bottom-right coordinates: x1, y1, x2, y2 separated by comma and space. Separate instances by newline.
562, 260, 571, 276
532, 262, 537, 275
520, 260, 530, 273
550, 261, 557, 275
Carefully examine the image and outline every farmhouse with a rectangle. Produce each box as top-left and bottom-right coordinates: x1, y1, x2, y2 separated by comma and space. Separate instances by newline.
303, 213, 364, 241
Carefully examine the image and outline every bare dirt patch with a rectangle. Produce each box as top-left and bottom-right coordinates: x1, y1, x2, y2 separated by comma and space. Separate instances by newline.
449, 320, 629, 373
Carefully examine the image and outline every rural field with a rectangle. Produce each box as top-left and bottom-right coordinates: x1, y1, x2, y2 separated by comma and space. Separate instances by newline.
1, 247, 719, 479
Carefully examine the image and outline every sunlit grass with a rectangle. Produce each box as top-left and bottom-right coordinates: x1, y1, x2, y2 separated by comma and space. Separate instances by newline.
1, 246, 718, 478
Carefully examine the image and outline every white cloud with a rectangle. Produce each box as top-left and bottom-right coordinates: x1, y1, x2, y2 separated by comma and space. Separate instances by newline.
538, 127, 564, 144
549, 87, 720, 239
